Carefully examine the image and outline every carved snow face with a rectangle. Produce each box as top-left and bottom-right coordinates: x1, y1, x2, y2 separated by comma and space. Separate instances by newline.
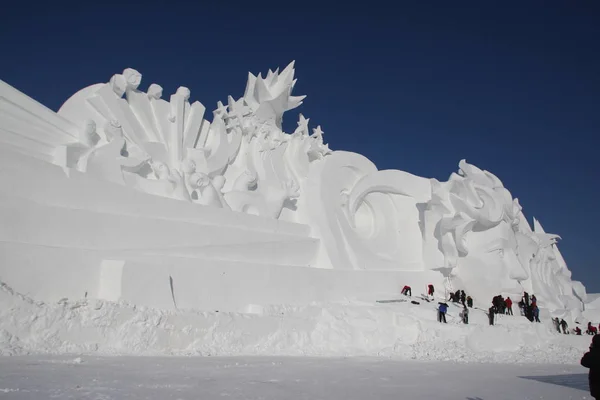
122, 68, 142, 90
109, 74, 127, 97
455, 221, 527, 300
152, 162, 170, 180
176, 86, 191, 101
180, 159, 196, 175
189, 172, 210, 189
147, 84, 163, 100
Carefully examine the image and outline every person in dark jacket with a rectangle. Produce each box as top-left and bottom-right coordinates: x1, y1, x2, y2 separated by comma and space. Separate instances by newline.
466, 296, 473, 308
488, 306, 495, 325
581, 335, 600, 399
560, 319, 569, 334
533, 305, 540, 323
460, 305, 469, 324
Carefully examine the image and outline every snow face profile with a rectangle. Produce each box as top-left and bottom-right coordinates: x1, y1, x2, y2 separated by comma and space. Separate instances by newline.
428, 160, 531, 303
0, 63, 587, 318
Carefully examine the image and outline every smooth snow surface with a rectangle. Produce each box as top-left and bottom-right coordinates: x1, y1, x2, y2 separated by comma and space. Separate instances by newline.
0, 356, 591, 399
0, 282, 593, 364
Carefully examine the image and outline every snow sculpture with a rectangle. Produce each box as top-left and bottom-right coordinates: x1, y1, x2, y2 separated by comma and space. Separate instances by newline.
422, 160, 528, 301
0, 63, 587, 316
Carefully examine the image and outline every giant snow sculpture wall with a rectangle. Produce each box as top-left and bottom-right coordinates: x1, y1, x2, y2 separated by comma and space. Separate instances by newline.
0, 63, 587, 314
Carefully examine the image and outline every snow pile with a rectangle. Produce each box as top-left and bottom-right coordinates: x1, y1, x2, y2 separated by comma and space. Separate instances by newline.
0, 281, 591, 363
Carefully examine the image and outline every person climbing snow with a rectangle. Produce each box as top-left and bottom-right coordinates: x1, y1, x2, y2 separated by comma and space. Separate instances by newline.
460, 290, 466, 307
575, 326, 582, 335
523, 292, 530, 307
552, 318, 561, 333
427, 284, 434, 297
488, 306, 495, 326
505, 297, 513, 315
533, 305, 540, 323
560, 319, 569, 334
581, 335, 600, 399
587, 322, 598, 335
466, 296, 473, 308
401, 285, 412, 297
438, 302, 448, 323
460, 305, 469, 324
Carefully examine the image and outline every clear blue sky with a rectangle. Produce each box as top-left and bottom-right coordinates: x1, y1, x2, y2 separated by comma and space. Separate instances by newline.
2, 2, 599, 291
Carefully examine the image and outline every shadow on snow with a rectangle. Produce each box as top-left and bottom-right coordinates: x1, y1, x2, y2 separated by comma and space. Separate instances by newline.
518, 374, 588, 392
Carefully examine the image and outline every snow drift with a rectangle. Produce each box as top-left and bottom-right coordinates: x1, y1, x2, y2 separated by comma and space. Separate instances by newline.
0, 281, 591, 364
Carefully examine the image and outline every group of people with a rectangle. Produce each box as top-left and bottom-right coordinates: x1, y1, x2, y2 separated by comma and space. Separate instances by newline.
552, 318, 569, 334
554, 319, 600, 336
517, 292, 541, 323
401, 284, 436, 299
587, 322, 599, 335
448, 289, 472, 308
487, 294, 514, 325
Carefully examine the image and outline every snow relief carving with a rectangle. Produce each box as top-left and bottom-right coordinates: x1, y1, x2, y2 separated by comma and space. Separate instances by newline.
1, 62, 585, 314
56, 63, 328, 221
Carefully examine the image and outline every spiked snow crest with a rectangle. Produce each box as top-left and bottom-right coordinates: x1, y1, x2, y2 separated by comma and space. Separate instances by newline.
243, 61, 306, 128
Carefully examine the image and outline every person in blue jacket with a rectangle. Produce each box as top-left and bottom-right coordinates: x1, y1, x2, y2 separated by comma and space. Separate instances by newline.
438, 302, 448, 323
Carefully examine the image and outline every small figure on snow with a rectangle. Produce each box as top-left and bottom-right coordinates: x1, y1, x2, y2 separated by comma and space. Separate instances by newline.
552, 318, 561, 333
488, 306, 495, 326
401, 285, 412, 297
560, 319, 569, 334
427, 284, 435, 297
466, 296, 473, 308
575, 326, 582, 335
533, 305, 541, 323
460, 305, 469, 324
587, 322, 598, 335
505, 297, 513, 315
523, 292, 530, 307
438, 302, 448, 323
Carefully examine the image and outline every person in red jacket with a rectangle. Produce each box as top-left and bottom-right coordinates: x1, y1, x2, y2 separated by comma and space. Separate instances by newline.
401, 285, 412, 297
505, 297, 513, 315
427, 284, 435, 297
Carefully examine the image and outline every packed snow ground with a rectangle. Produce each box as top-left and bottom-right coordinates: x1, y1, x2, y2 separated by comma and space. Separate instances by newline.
0, 282, 596, 364
0, 355, 591, 399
